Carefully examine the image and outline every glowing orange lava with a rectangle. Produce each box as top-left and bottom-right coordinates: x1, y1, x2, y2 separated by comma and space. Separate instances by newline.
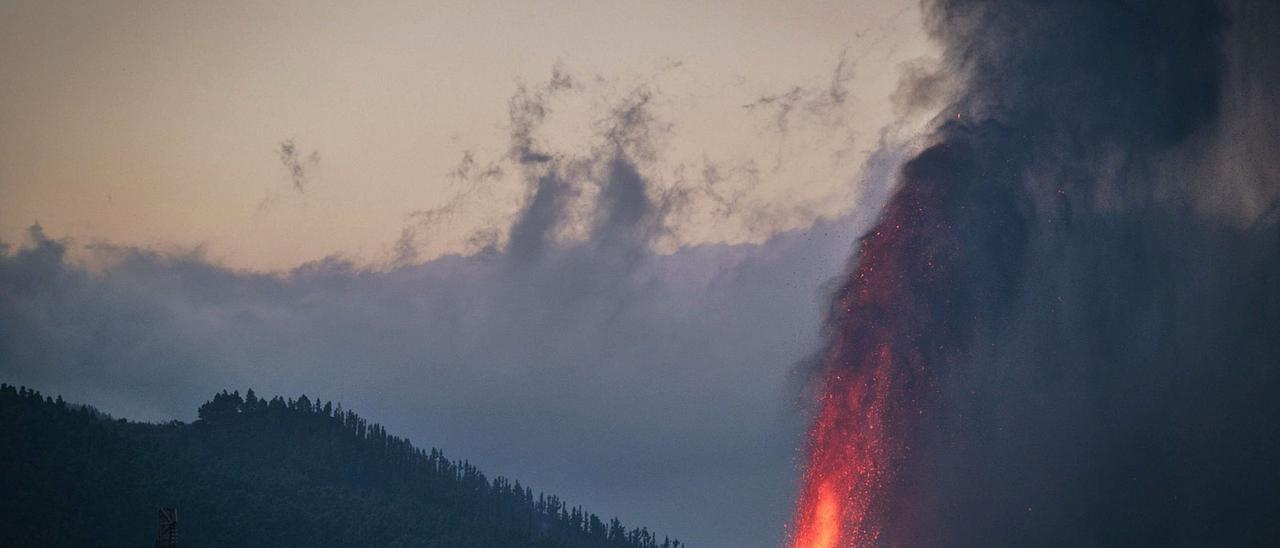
791, 160, 958, 547
792, 344, 893, 548
796, 481, 839, 548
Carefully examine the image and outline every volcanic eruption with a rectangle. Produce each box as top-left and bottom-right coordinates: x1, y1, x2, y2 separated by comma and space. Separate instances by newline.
792, 128, 1024, 548
792, 0, 1279, 545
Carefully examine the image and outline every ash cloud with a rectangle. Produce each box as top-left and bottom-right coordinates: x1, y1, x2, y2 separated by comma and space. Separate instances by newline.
277, 139, 319, 192
817, 0, 1280, 544
746, 49, 856, 134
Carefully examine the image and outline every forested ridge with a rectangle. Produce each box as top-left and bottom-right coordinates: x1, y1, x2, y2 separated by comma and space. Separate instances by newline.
0, 384, 682, 547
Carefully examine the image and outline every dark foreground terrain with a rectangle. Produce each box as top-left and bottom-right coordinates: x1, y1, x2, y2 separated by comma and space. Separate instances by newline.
0, 384, 680, 547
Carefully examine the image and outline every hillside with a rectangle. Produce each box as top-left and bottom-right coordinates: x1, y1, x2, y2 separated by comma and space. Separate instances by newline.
0, 384, 681, 547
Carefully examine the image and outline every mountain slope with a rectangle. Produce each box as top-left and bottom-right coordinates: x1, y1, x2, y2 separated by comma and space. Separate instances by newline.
0, 384, 681, 547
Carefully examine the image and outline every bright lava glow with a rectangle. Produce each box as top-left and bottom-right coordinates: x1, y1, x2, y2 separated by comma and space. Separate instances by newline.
792, 345, 892, 548
791, 169, 954, 547
796, 481, 840, 548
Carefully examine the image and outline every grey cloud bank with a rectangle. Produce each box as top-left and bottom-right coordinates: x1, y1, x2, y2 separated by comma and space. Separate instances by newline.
0, 85, 906, 545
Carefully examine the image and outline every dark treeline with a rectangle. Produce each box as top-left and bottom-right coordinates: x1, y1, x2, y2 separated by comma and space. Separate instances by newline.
0, 384, 681, 547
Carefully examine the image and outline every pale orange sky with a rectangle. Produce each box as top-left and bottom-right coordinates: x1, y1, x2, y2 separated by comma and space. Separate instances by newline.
0, 0, 934, 270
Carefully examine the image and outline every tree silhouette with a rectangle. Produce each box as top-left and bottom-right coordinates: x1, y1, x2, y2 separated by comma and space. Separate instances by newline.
0, 384, 680, 547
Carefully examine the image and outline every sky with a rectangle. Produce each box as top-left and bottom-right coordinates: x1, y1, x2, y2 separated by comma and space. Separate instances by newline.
4, 1, 1280, 547
1, 0, 933, 270
0, 1, 938, 546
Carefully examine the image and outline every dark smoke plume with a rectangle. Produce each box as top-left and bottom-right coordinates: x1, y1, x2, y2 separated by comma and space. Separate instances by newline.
799, 0, 1279, 545
277, 139, 319, 192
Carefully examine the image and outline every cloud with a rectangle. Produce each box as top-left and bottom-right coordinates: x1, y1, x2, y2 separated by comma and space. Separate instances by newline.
0, 66, 910, 545
0, 214, 881, 548
277, 139, 320, 192
745, 49, 856, 135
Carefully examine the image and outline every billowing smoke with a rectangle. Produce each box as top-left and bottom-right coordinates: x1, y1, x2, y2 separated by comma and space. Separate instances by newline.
795, 0, 1279, 545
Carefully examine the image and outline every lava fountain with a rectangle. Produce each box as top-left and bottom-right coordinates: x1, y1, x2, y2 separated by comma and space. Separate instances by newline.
789, 0, 1280, 543
791, 140, 1008, 547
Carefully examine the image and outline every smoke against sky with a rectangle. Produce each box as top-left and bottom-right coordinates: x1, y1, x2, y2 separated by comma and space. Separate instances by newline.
0, 62, 909, 545
0, 3, 931, 540
0, 0, 931, 270
276, 139, 320, 193
3, 1, 1277, 546
794, 0, 1279, 545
